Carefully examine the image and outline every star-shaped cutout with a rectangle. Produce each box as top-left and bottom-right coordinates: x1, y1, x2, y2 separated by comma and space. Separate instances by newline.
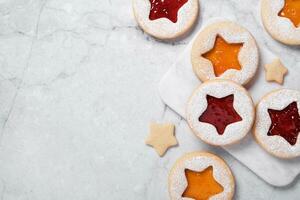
199, 94, 242, 135
264, 58, 288, 85
268, 102, 300, 145
202, 35, 243, 77
182, 166, 224, 200
145, 123, 177, 156
148, 0, 188, 23
278, 0, 300, 27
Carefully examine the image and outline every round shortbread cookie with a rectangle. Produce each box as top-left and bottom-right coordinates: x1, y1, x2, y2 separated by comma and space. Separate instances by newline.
168, 151, 235, 200
254, 89, 300, 159
132, 0, 199, 40
261, 0, 300, 45
191, 21, 259, 85
186, 80, 255, 146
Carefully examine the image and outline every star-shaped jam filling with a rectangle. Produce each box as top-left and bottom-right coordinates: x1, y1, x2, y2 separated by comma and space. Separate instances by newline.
199, 94, 242, 135
182, 166, 224, 200
267, 102, 300, 145
148, 0, 188, 23
278, 0, 300, 27
202, 35, 243, 77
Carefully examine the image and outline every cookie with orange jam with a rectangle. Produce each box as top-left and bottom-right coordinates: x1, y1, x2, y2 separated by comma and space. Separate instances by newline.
191, 21, 259, 85
168, 151, 235, 200
261, 0, 300, 45
186, 80, 255, 146
132, 0, 199, 40
254, 89, 300, 159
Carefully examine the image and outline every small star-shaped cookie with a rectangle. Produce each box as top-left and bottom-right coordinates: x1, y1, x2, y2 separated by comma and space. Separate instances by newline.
145, 123, 177, 156
264, 58, 288, 84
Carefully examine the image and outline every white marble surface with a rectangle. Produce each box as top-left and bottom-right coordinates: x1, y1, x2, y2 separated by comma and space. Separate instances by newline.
0, 0, 299, 199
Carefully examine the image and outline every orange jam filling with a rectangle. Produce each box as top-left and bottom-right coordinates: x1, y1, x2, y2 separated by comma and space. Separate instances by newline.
182, 166, 224, 200
202, 36, 243, 77
279, 0, 300, 27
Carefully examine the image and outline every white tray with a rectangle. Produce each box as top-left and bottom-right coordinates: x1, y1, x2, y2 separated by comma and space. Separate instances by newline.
159, 25, 300, 186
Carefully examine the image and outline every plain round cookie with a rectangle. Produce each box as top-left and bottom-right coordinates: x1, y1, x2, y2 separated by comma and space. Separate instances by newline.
254, 89, 300, 159
168, 151, 235, 200
132, 0, 199, 40
186, 80, 255, 146
191, 21, 259, 85
261, 0, 300, 45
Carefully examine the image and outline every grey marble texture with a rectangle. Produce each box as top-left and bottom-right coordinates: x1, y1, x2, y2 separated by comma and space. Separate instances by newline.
0, 0, 299, 199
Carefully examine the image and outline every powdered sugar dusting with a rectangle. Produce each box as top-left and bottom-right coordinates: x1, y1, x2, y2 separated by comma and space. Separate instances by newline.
132, 0, 198, 39
186, 80, 254, 145
191, 21, 259, 85
255, 89, 300, 158
169, 152, 234, 200
261, 0, 300, 45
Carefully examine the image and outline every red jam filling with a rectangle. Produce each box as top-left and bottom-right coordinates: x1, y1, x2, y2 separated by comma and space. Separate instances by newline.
149, 0, 188, 23
267, 102, 300, 145
199, 94, 242, 135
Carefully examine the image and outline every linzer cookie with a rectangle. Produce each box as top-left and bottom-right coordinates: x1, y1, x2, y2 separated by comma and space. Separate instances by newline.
261, 0, 300, 45
254, 89, 300, 159
132, 0, 199, 40
186, 80, 255, 146
168, 151, 235, 200
191, 21, 259, 85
